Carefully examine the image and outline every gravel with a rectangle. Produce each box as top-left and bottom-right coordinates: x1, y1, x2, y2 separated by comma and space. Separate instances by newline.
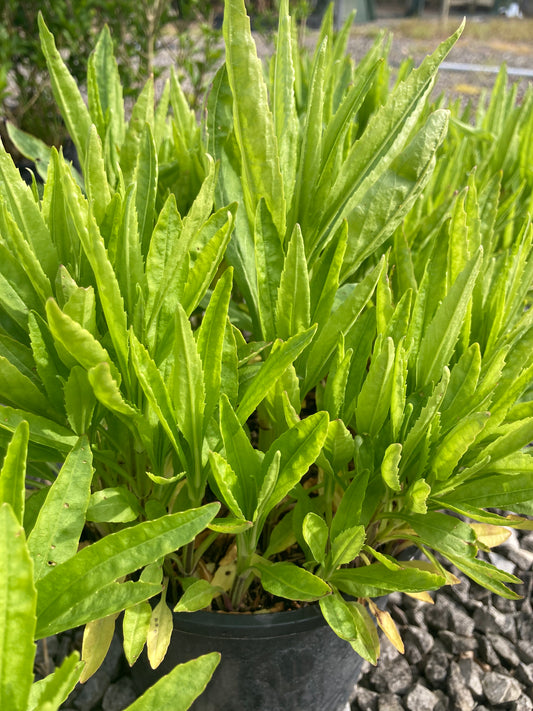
350, 527, 533, 711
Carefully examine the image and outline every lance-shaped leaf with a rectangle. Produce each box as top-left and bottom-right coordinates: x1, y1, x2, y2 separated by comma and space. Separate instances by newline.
123, 602, 152, 666
181, 206, 236, 317
303, 512, 329, 565
317, 23, 463, 243
275, 225, 310, 340
85, 126, 112, 226
219, 395, 262, 518
236, 326, 317, 424
223, 0, 286, 236
261, 411, 329, 512
356, 337, 395, 437
417, 248, 482, 389
303, 257, 384, 395
320, 594, 379, 665
171, 304, 205, 450
46, 299, 119, 378
254, 558, 330, 601
208, 451, 246, 520
272, 0, 299, 208
0, 420, 28, 523
0, 503, 36, 711
120, 79, 155, 187
0, 144, 56, 282
174, 578, 224, 613
330, 560, 446, 597
27, 436, 93, 581
341, 109, 449, 279
27, 653, 83, 711
254, 199, 284, 341
430, 411, 489, 482
126, 653, 220, 711
38, 14, 92, 165
80, 614, 117, 683
147, 582, 174, 669
134, 123, 158, 256
197, 269, 233, 426
35, 503, 219, 638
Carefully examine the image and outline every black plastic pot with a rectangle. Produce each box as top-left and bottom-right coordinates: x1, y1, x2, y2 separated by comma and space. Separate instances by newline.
132, 604, 365, 710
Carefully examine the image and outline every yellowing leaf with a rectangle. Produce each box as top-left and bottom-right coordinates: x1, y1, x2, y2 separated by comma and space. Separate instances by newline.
147, 582, 173, 670
80, 614, 117, 683
471, 523, 511, 549
368, 599, 404, 654
404, 591, 434, 604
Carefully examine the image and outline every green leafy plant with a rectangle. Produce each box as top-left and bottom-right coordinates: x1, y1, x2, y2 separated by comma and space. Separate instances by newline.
0, 425, 220, 710
0, 0, 532, 679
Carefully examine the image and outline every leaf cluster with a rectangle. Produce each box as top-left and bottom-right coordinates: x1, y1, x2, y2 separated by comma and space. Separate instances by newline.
0, 0, 532, 682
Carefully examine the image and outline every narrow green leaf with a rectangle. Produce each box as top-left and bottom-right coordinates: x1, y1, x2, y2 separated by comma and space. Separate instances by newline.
303, 257, 384, 395
331, 560, 445, 597
125, 653, 220, 711
120, 79, 155, 186
254, 559, 330, 601
208, 451, 245, 520
35, 504, 219, 638
197, 269, 233, 425
262, 411, 329, 511
223, 0, 286, 236
0, 503, 36, 711
417, 248, 482, 388
27, 653, 82, 711
254, 199, 285, 341
0, 420, 29, 523
123, 602, 152, 666
171, 305, 205, 448
381, 443, 402, 491
275, 225, 310, 339
303, 512, 329, 564
38, 14, 92, 163
356, 337, 395, 436
27, 437, 93, 581
237, 326, 317, 424
174, 579, 224, 613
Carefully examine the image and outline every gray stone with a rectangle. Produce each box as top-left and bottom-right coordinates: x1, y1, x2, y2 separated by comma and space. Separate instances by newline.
380, 637, 402, 663
378, 693, 404, 711
446, 599, 476, 637
476, 635, 500, 667
488, 633, 521, 668
425, 597, 451, 632
433, 689, 450, 711
405, 683, 439, 711
103, 635, 125, 682
73, 669, 111, 711
438, 631, 479, 655
102, 678, 138, 711
371, 656, 413, 695
482, 671, 522, 706
505, 547, 533, 571
447, 661, 475, 711
516, 662, 533, 688
458, 657, 484, 697
473, 605, 516, 639
425, 648, 450, 687
511, 695, 533, 711
518, 640, 533, 665
404, 627, 434, 665
521, 532, 533, 552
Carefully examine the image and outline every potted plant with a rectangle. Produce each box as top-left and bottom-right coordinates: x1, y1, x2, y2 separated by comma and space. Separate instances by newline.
1, 0, 532, 708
